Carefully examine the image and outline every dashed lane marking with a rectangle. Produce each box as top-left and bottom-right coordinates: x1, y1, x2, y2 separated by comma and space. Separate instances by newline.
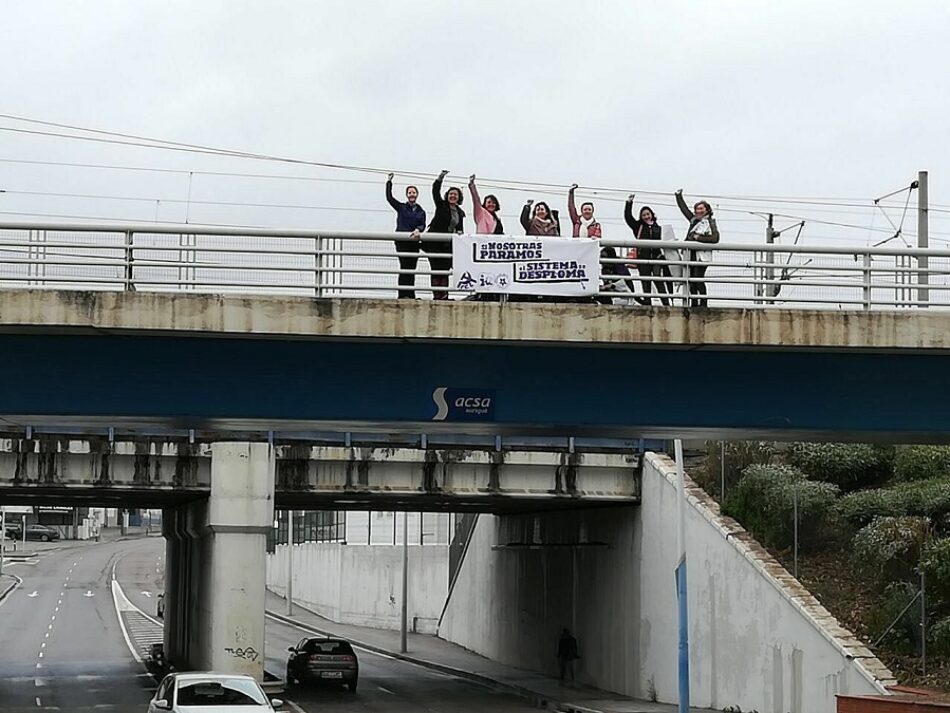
377, 685, 396, 694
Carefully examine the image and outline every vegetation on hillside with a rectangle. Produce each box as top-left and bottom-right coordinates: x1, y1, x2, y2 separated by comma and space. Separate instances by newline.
697, 441, 950, 690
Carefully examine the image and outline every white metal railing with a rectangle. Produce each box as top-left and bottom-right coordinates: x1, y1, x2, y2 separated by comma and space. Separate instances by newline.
1, 221, 949, 310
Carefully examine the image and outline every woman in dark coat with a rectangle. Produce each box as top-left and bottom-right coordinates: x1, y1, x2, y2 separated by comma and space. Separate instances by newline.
624, 195, 671, 306
425, 170, 466, 300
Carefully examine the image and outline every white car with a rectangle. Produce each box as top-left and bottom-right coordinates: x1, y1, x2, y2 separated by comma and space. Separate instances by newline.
148, 672, 282, 712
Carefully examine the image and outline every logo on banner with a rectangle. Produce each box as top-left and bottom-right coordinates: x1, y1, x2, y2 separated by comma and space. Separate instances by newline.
431, 387, 495, 421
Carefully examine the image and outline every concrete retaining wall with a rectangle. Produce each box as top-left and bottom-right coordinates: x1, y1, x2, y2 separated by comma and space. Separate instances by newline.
438, 452, 895, 713
267, 543, 448, 632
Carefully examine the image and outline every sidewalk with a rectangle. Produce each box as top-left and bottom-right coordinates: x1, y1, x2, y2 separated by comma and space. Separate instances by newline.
264, 590, 714, 713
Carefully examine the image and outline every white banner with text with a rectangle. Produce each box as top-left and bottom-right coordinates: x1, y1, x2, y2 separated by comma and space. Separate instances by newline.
452, 235, 600, 296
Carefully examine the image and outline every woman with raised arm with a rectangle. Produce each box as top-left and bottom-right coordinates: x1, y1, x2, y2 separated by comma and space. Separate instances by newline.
468, 175, 504, 235
385, 173, 427, 299
425, 170, 465, 300
624, 194, 671, 306
567, 184, 601, 239
675, 189, 719, 308
520, 199, 560, 237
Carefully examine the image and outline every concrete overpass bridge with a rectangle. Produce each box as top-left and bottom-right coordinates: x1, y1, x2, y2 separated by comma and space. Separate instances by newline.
3, 221, 950, 710
3, 289, 950, 442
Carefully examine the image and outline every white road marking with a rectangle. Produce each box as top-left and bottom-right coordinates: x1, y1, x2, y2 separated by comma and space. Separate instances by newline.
54, 607, 59, 613
38, 652, 43, 658
47, 624, 52, 630
41, 642, 46, 649
83, 590, 95, 598
51, 615, 55, 621
35, 678, 46, 687
36, 663, 42, 669
377, 685, 396, 695
34, 696, 41, 707
27, 591, 39, 598
44, 633, 49, 639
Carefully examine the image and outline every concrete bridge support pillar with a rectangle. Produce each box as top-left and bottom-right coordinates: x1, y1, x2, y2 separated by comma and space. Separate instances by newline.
191, 442, 275, 680
161, 502, 193, 668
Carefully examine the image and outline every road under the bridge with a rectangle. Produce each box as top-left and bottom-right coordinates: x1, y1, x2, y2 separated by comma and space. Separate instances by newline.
0, 536, 546, 713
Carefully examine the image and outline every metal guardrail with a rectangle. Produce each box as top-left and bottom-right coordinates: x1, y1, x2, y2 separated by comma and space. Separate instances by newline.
1, 221, 948, 310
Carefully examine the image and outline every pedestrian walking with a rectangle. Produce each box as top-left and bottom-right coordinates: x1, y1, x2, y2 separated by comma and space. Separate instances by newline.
557, 628, 579, 684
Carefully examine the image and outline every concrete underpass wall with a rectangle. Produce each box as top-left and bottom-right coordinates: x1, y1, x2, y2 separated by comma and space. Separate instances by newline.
267, 543, 448, 632
438, 452, 894, 713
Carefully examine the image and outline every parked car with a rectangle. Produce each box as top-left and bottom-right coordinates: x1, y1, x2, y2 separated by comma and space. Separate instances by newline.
148, 672, 282, 712
286, 637, 359, 691
5, 525, 60, 542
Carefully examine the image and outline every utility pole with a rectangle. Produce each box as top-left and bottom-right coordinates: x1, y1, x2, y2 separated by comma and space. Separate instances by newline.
765, 213, 777, 299
917, 170, 929, 306
400, 511, 409, 653
286, 511, 294, 616
1, 507, 6, 575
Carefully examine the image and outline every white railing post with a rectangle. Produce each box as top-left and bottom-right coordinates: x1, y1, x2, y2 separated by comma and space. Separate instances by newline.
124, 230, 135, 291
314, 235, 324, 298
862, 252, 873, 310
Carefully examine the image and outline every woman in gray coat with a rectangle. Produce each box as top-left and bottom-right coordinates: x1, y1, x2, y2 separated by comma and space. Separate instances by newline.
675, 189, 720, 307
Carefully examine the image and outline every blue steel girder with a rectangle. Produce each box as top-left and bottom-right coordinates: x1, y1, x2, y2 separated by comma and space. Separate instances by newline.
0, 332, 948, 442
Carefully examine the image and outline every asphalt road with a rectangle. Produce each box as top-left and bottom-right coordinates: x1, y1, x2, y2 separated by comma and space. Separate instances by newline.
0, 539, 153, 712
2, 536, 539, 713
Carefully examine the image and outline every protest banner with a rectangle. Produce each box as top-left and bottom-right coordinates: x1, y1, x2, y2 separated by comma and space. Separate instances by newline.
452, 235, 600, 296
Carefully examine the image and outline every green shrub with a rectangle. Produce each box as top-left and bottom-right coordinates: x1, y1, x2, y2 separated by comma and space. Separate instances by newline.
930, 616, 950, 656
851, 516, 931, 583
893, 446, 950, 482
868, 581, 921, 653
785, 442, 894, 490
698, 440, 776, 499
921, 537, 950, 601
722, 464, 839, 550
835, 478, 950, 529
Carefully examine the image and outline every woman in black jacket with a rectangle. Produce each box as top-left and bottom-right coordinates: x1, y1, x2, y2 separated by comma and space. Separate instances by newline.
624, 195, 671, 306
425, 170, 465, 300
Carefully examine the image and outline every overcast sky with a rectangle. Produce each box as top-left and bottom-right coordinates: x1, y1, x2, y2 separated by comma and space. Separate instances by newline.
0, 1, 948, 246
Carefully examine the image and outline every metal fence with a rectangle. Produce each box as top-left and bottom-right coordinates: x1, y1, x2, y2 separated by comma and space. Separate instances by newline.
2, 221, 950, 310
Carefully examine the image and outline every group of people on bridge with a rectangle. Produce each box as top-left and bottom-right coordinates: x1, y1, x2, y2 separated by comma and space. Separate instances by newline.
384, 172, 721, 306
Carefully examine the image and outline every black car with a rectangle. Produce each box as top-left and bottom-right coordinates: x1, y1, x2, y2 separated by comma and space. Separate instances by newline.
286, 638, 358, 692
5, 525, 60, 542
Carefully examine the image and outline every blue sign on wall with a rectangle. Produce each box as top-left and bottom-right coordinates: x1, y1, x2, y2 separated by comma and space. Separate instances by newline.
431, 387, 495, 422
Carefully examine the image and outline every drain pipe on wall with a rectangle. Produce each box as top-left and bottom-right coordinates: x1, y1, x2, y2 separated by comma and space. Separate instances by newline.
674, 439, 691, 713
